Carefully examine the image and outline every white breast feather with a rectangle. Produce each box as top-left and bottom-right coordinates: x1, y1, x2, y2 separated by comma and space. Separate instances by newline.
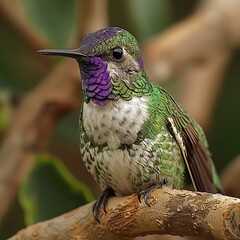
80, 95, 186, 195
82, 96, 148, 150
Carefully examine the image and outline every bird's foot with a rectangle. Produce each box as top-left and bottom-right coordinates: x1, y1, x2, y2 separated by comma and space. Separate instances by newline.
137, 182, 163, 207
93, 187, 115, 222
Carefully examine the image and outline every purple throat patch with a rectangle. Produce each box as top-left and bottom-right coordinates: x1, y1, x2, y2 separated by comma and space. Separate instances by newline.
80, 56, 115, 106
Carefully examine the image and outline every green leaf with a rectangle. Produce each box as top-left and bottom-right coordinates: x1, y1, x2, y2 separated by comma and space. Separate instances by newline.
127, 0, 173, 41
20, 0, 78, 47
0, 90, 11, 138
19, 153, 94, 225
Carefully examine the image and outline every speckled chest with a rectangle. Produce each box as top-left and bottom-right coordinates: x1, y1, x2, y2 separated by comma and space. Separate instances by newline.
79, 97, 185, 195
81, 97, 149, 149
80, 97, 150, 193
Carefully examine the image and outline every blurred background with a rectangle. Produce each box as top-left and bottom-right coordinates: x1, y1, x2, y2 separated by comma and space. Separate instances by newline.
0, 0, 240, 239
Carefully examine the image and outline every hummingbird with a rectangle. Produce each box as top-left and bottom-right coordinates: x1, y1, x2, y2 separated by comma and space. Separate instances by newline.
38, 27, 223, 221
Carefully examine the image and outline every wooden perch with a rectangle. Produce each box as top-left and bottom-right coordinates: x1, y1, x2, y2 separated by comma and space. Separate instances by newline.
8, 189, 240, 240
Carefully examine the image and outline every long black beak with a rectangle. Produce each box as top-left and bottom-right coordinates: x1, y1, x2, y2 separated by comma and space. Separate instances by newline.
37, 48, 88, 59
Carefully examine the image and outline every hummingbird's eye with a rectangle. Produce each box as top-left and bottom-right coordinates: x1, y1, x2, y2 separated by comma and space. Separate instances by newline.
112, 48, 124, 61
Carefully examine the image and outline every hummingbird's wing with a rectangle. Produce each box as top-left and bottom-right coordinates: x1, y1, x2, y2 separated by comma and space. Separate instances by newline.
167, 116, 220, 193
162, 89, 223, 194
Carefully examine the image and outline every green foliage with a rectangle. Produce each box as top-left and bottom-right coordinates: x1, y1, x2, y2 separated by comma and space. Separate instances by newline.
109, 0, 173, 42
128, 0, 173, 40
20, 0, 78, 47
0, 91, 11, 139
19, 153, 94, 225
209, 52, 240, 171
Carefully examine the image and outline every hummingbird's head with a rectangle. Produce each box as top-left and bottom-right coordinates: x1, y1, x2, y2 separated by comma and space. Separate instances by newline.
38, 27, 152, 106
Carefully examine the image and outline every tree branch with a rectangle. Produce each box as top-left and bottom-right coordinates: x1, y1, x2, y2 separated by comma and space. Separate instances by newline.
142, 0, 240, 82
221, 155, 240, 198
140, 0, 239, 133
0, 0, 109, 225
8, 189, 240, 240
179, 50, 231, 129
0, 0, 49, 52
79, 0, 108, 38
0, 60, 81, 225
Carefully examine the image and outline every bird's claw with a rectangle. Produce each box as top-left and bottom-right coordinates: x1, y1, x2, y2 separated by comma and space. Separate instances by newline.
137, 189, 151, 207
137, 183, 163, 207
93, 187, 115, 222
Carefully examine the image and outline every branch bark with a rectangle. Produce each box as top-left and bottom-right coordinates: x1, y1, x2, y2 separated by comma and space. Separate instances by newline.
8, 189, 240, 240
